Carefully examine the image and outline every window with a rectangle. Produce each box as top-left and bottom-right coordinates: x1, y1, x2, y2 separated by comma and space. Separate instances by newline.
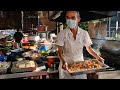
107, 11, 120, 39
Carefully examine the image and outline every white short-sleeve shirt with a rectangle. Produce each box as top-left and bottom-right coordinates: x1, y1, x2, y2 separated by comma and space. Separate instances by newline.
56, 27, 93, 63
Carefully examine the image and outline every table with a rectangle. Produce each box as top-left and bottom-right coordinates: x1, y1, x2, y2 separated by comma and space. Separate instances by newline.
97, 70, 120, 79
0, 68, 58, 79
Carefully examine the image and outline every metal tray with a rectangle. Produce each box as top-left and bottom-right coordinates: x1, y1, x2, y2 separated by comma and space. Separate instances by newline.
11, 60, 37, 73
0, 62, 11, 74
66, 59, 109, 75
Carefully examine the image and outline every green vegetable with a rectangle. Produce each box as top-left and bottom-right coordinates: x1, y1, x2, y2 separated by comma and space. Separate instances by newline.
3, 47, 11, 51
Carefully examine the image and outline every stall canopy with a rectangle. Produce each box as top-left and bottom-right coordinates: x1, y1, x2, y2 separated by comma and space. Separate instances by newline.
49, 11, 117, 23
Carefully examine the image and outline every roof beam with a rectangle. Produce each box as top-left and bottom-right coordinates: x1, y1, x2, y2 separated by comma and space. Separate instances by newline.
89, 11, 117, 16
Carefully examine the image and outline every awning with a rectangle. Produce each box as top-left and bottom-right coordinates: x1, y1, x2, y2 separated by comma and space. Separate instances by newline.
49, 11, 117, 23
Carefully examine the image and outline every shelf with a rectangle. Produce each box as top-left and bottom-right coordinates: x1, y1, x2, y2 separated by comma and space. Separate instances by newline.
40, 56, 58, 58
47, 56, 58, 58
38, 31, 49, 32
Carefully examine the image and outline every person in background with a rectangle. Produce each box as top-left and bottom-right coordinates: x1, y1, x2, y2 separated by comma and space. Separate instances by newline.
13, 28, 23, 49
56, 11, 105, 79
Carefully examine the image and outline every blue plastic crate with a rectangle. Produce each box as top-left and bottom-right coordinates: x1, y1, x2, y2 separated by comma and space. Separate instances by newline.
0, 56, 7, 62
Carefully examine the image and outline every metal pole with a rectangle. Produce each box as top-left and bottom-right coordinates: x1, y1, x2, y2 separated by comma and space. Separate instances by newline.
38, 12, 40, 26
116, 12, 119, 38
21, 11, 24, 30
38, 16, 40, 26
59, 22, 63, 31
57, 22, 59, 34
108, 18, 111, 37
116, 21, 118, 38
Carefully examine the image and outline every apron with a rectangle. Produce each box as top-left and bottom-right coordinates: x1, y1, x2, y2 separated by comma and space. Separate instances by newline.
59, 29, 87, 79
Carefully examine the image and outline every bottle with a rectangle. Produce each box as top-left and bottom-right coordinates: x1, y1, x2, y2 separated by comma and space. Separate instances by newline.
53, 62, 56, 70
46, 75, 49, 79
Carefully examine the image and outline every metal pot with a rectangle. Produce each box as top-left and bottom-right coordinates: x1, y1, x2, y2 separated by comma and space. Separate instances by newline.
37, 25, 48, 31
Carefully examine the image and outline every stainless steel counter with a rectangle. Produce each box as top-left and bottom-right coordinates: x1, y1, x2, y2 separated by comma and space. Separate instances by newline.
0, 69, 58, 79
1, 69, 120, 79
0, 55, 59, 79
97, 70, 120, 79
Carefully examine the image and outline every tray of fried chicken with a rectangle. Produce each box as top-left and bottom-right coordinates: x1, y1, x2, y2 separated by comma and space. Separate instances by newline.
66, 59, 109, 74
11, 60, 37, 73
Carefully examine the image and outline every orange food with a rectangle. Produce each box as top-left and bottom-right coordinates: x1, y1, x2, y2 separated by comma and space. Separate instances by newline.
68, 60, 102, 72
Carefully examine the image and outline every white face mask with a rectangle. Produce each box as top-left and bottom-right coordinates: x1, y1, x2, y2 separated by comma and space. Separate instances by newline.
66, 19, 77, 29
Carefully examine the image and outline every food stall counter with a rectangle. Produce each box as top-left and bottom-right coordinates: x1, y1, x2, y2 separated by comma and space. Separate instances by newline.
97, 70, 120, 79
0, 68, 59, 79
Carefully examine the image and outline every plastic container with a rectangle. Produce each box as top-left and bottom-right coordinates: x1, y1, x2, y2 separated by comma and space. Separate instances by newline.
0, 56, 7, 62
39, 45, 49, 51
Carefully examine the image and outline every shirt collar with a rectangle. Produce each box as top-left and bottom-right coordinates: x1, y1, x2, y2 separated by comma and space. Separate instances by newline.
67, 27, 81, 35
77, 27, 81, 35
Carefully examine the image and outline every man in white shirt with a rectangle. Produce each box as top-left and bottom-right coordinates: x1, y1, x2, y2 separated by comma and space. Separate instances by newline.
56, 11, 104, 79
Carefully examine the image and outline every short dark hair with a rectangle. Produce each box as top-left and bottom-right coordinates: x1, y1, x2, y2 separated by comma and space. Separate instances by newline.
16, 28, 20, 32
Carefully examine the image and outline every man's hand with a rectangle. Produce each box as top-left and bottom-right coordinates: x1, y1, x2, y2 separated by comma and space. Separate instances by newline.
97, 57, 105, 63
62, 62, 67, 70
86, 46, 105, 63
57, 46, 67, 70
